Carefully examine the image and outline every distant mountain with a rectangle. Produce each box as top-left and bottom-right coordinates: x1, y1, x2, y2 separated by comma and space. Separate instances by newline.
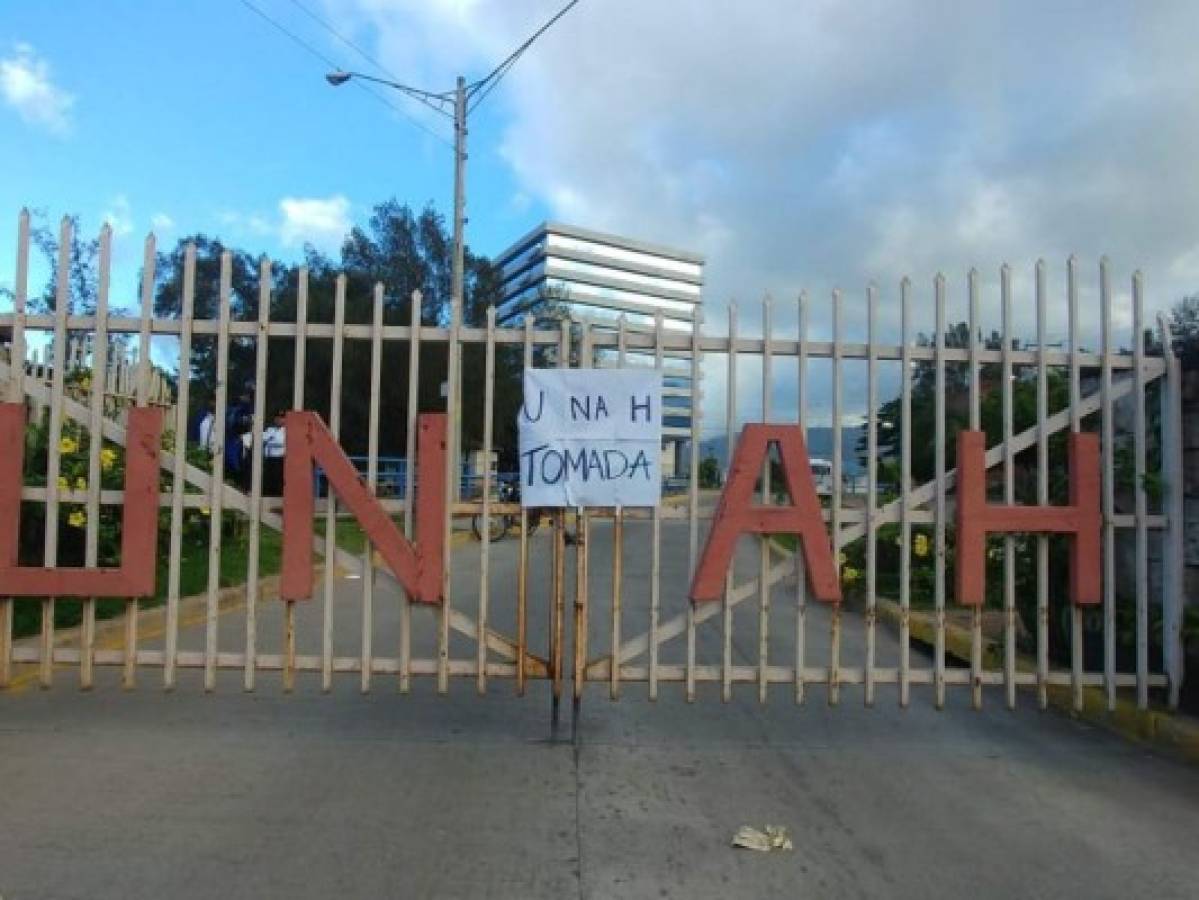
699, 425, 866, 477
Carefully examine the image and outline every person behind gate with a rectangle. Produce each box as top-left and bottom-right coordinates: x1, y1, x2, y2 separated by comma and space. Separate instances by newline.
262, 410, 286, 495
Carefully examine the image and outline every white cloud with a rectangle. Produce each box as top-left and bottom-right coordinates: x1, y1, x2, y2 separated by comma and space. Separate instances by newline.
151, 212, 175, 233
0, 43, 74, 136
102, 194, 134, 238
332, 3, 1199, 320
326, 1, 1199, 425
278, 194, 352, 252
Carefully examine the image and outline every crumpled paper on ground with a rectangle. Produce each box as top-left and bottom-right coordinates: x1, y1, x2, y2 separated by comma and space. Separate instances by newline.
731, 824, 793, 852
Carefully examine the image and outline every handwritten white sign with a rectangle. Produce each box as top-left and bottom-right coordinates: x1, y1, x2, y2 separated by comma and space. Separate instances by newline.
518, 369, 662, 508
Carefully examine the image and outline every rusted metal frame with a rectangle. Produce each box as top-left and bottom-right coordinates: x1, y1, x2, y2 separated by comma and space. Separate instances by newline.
550, 320, 570, 720
318, 277, 347, 692
610, 316, 627, 699
650, 310, 665, 700
1132, 271, 1149, 710
516, 314, 532, 696
829, 289, 843, 706
796, 292, 809, 705
1035, 261, 1050, 709
40, 217, 73, 688
80, 227, 114, 689
1068, 257, 1084, 711
401, 290, 421, 693
360, 284, 383, 694
285, 266, 309, 692
722, 303, 737, 702
756, 297, 773, 704
686, 307, 702, 702
573, 321, 593, 716
203, 252, 233, 692
0, 210, 30, 688
1001, 265, 1016, 710
477, 305, 497, 695
899, 279, 912, 707
1100, 258, 1116, 710
865, 283, 879, 706
1157, 312, 1184, 709
244, 258, 271, 692
438, 297, 460, 694
967, 269, 982, 709
165, 244, 197, 690
933, 273, 947, 709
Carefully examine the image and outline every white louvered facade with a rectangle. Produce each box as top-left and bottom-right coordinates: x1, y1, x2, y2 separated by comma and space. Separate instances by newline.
494, 222, 704, 476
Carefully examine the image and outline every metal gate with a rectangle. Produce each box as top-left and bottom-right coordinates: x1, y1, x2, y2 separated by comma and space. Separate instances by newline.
0, 214, 1185, 718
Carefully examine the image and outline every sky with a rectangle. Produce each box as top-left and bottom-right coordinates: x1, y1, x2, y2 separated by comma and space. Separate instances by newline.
2, 0, 1199, 427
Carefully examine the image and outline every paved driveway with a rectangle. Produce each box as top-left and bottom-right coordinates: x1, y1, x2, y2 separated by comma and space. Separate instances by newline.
1, 519, 1196, 899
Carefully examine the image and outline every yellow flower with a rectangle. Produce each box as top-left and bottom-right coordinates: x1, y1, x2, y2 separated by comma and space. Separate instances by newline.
75, 476, 87, 491
913, 533, 930, 558
100, 447, 117, 471
200, 507, 211, 517
68, 509, 86, 528
59, 436, 78, 455
838, 551, 848, 566
841, 566, 860, 585
57, 476, 69, 490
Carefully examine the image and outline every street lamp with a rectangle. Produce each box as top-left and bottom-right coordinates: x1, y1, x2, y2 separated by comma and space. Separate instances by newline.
325, 69, 467, 325
324, 2, 580, 497
327, 69, 470, 494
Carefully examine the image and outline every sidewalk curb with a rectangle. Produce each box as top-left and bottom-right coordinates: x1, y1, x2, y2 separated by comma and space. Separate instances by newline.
875, 597, 1199, 765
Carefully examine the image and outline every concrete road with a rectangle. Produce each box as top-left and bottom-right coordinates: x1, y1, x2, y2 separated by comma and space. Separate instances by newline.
1, 519, 1197, 900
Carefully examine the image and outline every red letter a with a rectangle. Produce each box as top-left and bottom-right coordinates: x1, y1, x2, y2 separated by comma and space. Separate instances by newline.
281, 411, 447, 604
0, 403, 164, 597
690, 424, 841, 603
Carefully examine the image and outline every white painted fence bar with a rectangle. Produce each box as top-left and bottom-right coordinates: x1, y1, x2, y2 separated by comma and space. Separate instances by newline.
245, 258, 271, 691
1035, 260, 1050, 711
401, 290, 421, 694
203, 251, 232, 692
361, 284, 383, 695
933, 273, 947, 709
80, 225, 112, 690
1132, 271, 1149, 710
0, 218, 1180, 715
164, 244, 196, 691
477, 305, 496, 695
898, 280, 912, 708
41, 218, 71, 688
830, 289, 843, 706
1002, 265, 1017, 711
967, 268, 982, 710
795, 292, 809, 705
758, 295, 772, 704
1068, 256, 1084, 712
723, 302, 737, 703
1100, 258, 1117, 711
864, 283, 878, 707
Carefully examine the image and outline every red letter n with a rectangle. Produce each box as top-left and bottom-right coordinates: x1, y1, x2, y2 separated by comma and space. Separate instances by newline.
955, 429, 1101, 606
690, 424, 841, 603
281, 411, 447, 604
0, 403, 164, 597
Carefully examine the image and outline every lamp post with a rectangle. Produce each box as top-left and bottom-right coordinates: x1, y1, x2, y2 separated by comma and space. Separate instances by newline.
327, 70, 468, 494
325, 70, 467, 326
